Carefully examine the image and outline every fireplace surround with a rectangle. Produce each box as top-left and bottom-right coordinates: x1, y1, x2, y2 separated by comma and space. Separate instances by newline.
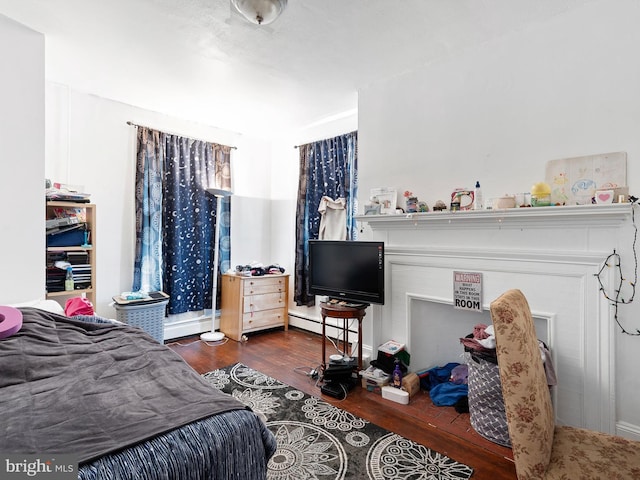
356, 204, 632, 434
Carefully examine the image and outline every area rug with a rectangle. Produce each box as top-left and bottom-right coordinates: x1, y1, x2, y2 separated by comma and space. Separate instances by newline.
202, 363, 473, 480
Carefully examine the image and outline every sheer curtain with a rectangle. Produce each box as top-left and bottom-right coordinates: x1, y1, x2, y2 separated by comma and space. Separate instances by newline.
133, 127, 165, 293
294, 131, 358, 306
133, 126, 232, 315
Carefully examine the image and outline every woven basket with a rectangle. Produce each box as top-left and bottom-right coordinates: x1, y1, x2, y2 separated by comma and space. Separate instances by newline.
114, 300, 168, 343
467, 352, 511, 447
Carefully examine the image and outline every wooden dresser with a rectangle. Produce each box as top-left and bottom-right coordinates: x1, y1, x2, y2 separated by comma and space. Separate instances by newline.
219, 273, 289, 341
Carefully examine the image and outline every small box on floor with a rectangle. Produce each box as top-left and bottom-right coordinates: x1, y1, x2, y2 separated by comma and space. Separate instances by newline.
401, 372, 420, 397
381, 386, 410, 405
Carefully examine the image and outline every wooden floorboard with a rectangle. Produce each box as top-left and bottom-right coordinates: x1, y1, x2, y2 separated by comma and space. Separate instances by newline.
168, 327, 517, 480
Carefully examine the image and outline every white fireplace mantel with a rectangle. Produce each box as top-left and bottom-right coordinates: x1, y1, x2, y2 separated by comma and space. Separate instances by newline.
357, 202, 635, 435
356, 203, 631, 230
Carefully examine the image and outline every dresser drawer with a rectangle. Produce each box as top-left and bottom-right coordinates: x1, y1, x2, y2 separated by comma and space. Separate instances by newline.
220, 273, 289, 342
243, 308, 286, 331
243, 276, 287, 295
243, 292, 286, 313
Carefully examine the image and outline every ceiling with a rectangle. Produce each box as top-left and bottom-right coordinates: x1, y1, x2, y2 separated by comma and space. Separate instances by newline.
0, 0, 592, 137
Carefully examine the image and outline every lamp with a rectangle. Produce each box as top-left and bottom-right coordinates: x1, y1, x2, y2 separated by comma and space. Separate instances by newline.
231, 0, 287, 25
200, 187, 233, 343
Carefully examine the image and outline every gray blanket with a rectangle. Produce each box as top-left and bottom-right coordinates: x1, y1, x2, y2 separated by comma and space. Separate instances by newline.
0, 308, 246, 463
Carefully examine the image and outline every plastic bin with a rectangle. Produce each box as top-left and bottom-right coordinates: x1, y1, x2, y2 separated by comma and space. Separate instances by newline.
114, 300, 168, 343
359, 369, 390, 394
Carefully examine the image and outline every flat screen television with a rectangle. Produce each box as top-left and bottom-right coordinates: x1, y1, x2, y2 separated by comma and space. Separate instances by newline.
308, 240, 385, 305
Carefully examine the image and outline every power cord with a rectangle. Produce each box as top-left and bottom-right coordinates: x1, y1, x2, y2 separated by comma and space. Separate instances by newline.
166, 339, 201, 347
170, 335, 239, 347
294, 365, 321, 379
201, 338, 230, 346
324, 318, 357, 357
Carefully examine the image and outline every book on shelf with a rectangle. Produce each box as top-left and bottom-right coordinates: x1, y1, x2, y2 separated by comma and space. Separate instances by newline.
46, 216, 79, 230
66, 252, 90, 264
70, 264, 91, 271
46, 223, 86, 236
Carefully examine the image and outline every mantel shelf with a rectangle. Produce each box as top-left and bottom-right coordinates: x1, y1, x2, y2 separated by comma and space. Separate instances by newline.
355, 203, 633, 230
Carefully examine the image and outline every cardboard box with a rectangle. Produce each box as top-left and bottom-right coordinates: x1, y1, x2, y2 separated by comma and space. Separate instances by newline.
401, 372, 420, 397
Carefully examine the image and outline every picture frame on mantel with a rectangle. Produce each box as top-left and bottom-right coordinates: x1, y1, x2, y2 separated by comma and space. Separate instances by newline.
370, 187, 397, 215
545, 151, 627, 206
364, 203, 382, 215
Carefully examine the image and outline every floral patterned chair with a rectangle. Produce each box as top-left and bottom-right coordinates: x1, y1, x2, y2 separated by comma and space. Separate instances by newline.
490, 289, 640, 480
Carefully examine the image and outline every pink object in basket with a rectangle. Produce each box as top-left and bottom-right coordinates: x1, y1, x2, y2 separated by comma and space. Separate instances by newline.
0, 306, 23, 339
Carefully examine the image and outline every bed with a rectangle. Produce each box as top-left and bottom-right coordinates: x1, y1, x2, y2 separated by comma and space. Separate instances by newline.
0, 305, 276, 479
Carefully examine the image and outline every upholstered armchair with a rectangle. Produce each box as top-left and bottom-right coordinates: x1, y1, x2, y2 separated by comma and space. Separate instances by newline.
490, 289, 640, 480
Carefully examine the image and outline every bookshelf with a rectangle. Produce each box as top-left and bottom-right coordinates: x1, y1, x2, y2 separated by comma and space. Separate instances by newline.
45, 201, 96, 307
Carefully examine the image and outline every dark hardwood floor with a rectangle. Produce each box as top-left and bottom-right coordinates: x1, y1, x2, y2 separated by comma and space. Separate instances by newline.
167, 327, 517, 480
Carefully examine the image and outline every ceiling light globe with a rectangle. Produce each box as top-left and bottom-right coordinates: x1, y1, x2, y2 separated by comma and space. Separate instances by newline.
231, 0, 287, 25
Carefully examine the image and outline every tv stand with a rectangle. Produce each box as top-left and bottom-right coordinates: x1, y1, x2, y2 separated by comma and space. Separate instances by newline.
320, 302, 367, 372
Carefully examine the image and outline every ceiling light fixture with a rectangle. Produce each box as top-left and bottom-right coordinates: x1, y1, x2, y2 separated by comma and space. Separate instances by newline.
231, 0, 287, 25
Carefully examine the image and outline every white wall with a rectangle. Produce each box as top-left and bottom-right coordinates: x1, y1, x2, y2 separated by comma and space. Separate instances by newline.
229, 135, 273, 269
358, 0, 640, 436
359, 0, 640, 208
0, 15, 44, 305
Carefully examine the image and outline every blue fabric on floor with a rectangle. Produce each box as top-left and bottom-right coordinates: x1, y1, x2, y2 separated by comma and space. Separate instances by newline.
429, 382, 469, 406
420, 362, 461, 391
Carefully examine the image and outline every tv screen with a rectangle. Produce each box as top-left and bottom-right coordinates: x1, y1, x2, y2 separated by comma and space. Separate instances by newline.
308, 240, 385, 305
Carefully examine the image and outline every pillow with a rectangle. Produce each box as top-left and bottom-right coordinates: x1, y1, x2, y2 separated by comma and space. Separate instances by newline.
9, 298, 65, 315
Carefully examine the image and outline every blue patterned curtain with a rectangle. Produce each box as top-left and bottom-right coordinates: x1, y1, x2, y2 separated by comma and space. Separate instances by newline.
294, 131, 358, 306
133, 127, 232, 315
133, 128, 165, 292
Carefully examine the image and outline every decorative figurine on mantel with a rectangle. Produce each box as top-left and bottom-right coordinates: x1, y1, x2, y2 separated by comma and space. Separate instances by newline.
404, 190, 418, 213
433, 200, 448, 211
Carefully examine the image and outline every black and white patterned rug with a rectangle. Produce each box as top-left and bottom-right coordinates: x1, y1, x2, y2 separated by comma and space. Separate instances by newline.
202, 363, 473, 480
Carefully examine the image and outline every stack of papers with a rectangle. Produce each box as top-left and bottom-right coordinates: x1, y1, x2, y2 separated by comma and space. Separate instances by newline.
46, 182, 91, 202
